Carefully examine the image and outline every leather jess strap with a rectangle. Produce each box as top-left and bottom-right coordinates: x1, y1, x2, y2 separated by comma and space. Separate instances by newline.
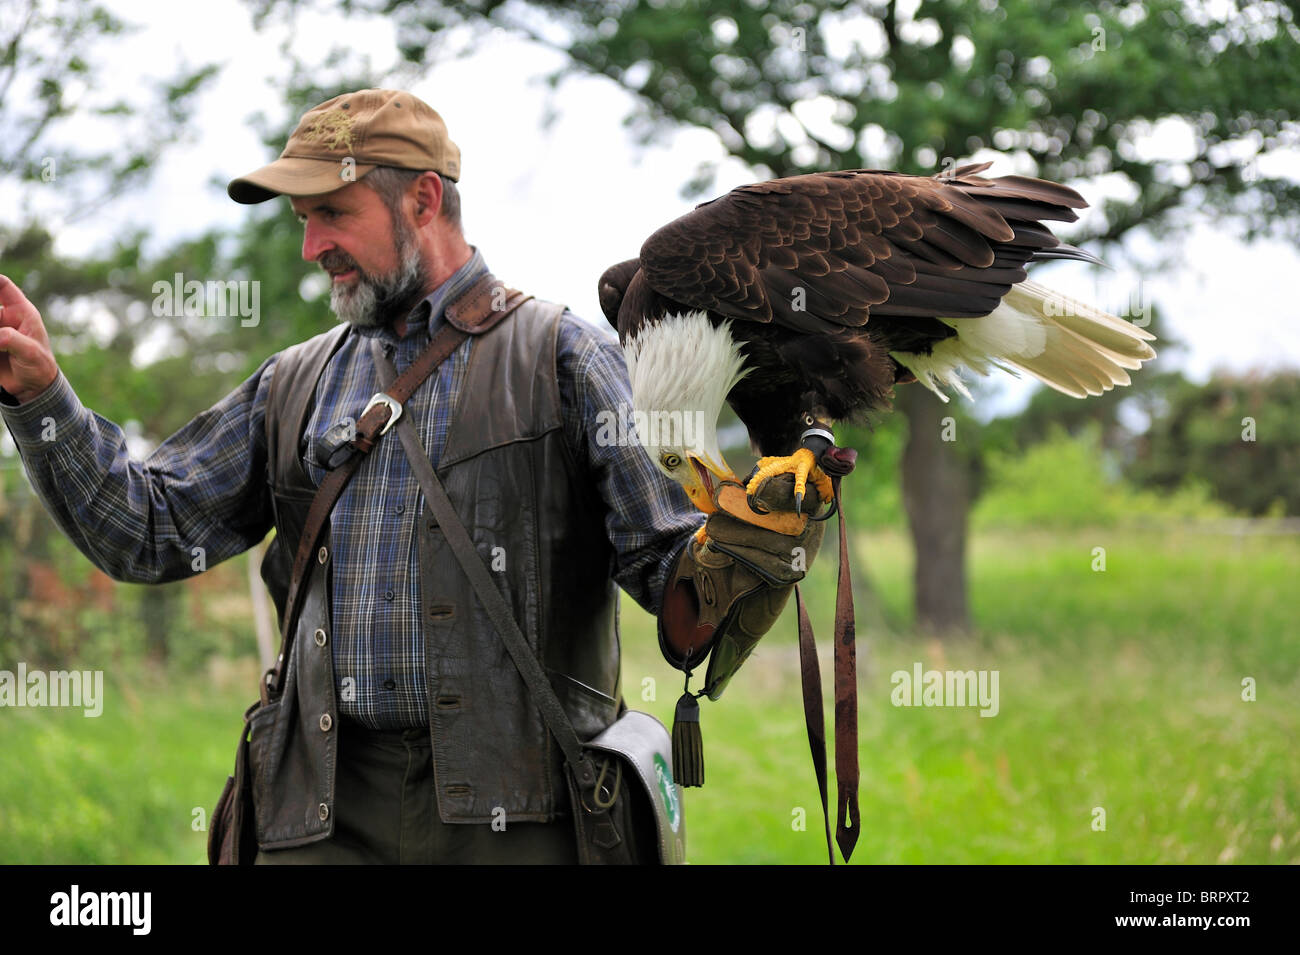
795, 476, 859, 865
829, 476, 860, 862
262, 277, 533, 704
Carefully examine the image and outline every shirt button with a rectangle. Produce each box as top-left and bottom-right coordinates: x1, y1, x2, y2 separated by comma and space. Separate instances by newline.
317, 546, 329, 564
319, 713, 333, 732
313, 628, 327, 647
384, 589, 395, 601
394, 503, 405, 515
383, 679, 397, 691
318, 803, 330, 821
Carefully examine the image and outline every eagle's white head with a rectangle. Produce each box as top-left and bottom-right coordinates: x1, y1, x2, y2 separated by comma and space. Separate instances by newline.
622, 311, 749, 513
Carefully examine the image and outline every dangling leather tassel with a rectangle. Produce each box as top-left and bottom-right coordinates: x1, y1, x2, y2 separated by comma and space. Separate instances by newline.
672, 688, 704, 787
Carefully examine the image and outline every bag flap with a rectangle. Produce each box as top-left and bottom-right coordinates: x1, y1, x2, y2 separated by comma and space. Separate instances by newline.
586, 711, 687, 864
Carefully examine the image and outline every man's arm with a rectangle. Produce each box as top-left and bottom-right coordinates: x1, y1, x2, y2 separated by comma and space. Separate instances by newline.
556, 312, 824, 691
0, 275, 277, 583
556, 312, 703, 612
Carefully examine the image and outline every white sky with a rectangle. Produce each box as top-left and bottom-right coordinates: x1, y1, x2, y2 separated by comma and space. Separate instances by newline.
13, 0, 1300, 421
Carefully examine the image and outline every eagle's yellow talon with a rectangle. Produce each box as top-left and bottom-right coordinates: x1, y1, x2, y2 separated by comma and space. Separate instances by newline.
812, 469, 833, 503
693, 524, 709, 546
745, 447, 830, 512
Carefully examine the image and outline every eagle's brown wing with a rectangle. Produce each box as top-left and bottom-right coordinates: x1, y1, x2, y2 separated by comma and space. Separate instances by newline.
636, 162, 1089, 336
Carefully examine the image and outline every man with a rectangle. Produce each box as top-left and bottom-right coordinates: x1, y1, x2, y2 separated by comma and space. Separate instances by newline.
0, 89, 822, 863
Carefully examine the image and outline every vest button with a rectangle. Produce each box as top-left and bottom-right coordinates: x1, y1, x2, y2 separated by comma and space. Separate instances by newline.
384, 589, 395, 601
394, 503, 405, 515
319, 713, 333, 732
313, 628, 327, 647
318, 803, 330, 821
383, 679, 397, 690
317, 546, 329, 564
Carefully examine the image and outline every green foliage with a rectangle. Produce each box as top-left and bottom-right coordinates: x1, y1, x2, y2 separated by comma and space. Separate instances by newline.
0, 493, 259, 675
974, 422, 1232, 528
0, 0, 219, 222
0, 668, 255, 864
304, 0, 1300, 248
827, 411, 906, 528
1129, 371, 1300, 516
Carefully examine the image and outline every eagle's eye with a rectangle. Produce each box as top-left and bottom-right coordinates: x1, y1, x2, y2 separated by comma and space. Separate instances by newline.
660, 452, 682, 470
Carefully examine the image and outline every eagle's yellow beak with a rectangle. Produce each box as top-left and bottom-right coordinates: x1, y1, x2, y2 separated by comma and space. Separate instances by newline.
681, 453, 737, 514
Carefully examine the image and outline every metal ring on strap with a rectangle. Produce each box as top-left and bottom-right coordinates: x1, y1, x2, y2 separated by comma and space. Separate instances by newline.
585, 757, 622, 812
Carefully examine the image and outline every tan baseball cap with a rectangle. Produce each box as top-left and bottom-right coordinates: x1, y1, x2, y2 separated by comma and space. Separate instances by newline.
227, 89, 461, 204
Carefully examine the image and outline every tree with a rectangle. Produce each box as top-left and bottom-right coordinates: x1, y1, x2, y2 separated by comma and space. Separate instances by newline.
1129, 370, 1300, 516
0, 26, 393, 661
0, 0, 221, 659
1, 0, 218, 224
253, 0, 1300, 632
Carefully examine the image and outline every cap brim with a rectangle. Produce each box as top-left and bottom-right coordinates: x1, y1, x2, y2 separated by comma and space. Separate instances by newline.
227, 156, 378, 204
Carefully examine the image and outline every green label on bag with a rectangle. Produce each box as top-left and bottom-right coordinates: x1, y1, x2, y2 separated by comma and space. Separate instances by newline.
654, 753, 681, 833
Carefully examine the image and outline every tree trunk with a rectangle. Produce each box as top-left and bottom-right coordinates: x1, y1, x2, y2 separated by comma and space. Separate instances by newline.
898, 387, 971, 635
141, 582, 177, 663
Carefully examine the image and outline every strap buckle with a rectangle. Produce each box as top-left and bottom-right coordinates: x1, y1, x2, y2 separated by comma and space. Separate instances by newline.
362, 392, 403, 436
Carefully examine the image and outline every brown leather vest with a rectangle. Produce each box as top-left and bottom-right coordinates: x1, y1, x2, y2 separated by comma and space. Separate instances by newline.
251, 299, 622, 850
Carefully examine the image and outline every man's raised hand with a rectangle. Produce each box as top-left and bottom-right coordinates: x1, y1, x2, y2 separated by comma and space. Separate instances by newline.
0, 275, 59, 404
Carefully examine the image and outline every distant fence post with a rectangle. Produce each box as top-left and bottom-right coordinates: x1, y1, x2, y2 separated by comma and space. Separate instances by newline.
247, 540, 275, 671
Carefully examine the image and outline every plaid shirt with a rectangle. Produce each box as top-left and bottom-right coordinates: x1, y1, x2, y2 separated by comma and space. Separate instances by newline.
2, 249, 703, 728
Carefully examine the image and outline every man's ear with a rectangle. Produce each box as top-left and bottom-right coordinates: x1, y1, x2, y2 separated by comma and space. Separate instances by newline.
412, 172, 443, 227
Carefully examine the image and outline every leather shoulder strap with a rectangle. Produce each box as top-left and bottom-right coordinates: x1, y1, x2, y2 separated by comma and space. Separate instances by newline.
445, 274, 526, 333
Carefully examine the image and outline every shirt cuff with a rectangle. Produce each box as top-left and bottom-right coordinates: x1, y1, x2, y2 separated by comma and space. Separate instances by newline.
0, 371, 83, 454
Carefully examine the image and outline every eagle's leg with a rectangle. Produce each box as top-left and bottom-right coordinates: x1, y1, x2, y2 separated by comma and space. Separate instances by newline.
745, 412, 857, 516
800, 420, 858, 480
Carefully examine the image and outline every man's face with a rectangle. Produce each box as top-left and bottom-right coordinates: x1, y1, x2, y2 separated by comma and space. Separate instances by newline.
291, 180, 429, 328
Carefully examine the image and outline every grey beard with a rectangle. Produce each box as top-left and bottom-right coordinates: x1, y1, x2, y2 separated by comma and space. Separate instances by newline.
328, 239, 428, 329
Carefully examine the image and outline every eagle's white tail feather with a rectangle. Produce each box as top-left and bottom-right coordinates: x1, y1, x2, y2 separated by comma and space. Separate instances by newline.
1053, 321, 1143, 373
891, 279, 1156, 401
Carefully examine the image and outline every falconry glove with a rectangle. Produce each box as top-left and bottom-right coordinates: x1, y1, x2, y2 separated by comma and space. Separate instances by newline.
658, 472, 826, 786
661, 472, 826, 699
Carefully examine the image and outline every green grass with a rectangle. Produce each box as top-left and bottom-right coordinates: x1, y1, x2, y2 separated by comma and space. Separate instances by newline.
2, 527, 1296, 864
621, 525, 1300, 864
0, 660, 256, 864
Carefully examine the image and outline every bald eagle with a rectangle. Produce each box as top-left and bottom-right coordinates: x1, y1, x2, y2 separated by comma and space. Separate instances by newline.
599, 162, 1156, 521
